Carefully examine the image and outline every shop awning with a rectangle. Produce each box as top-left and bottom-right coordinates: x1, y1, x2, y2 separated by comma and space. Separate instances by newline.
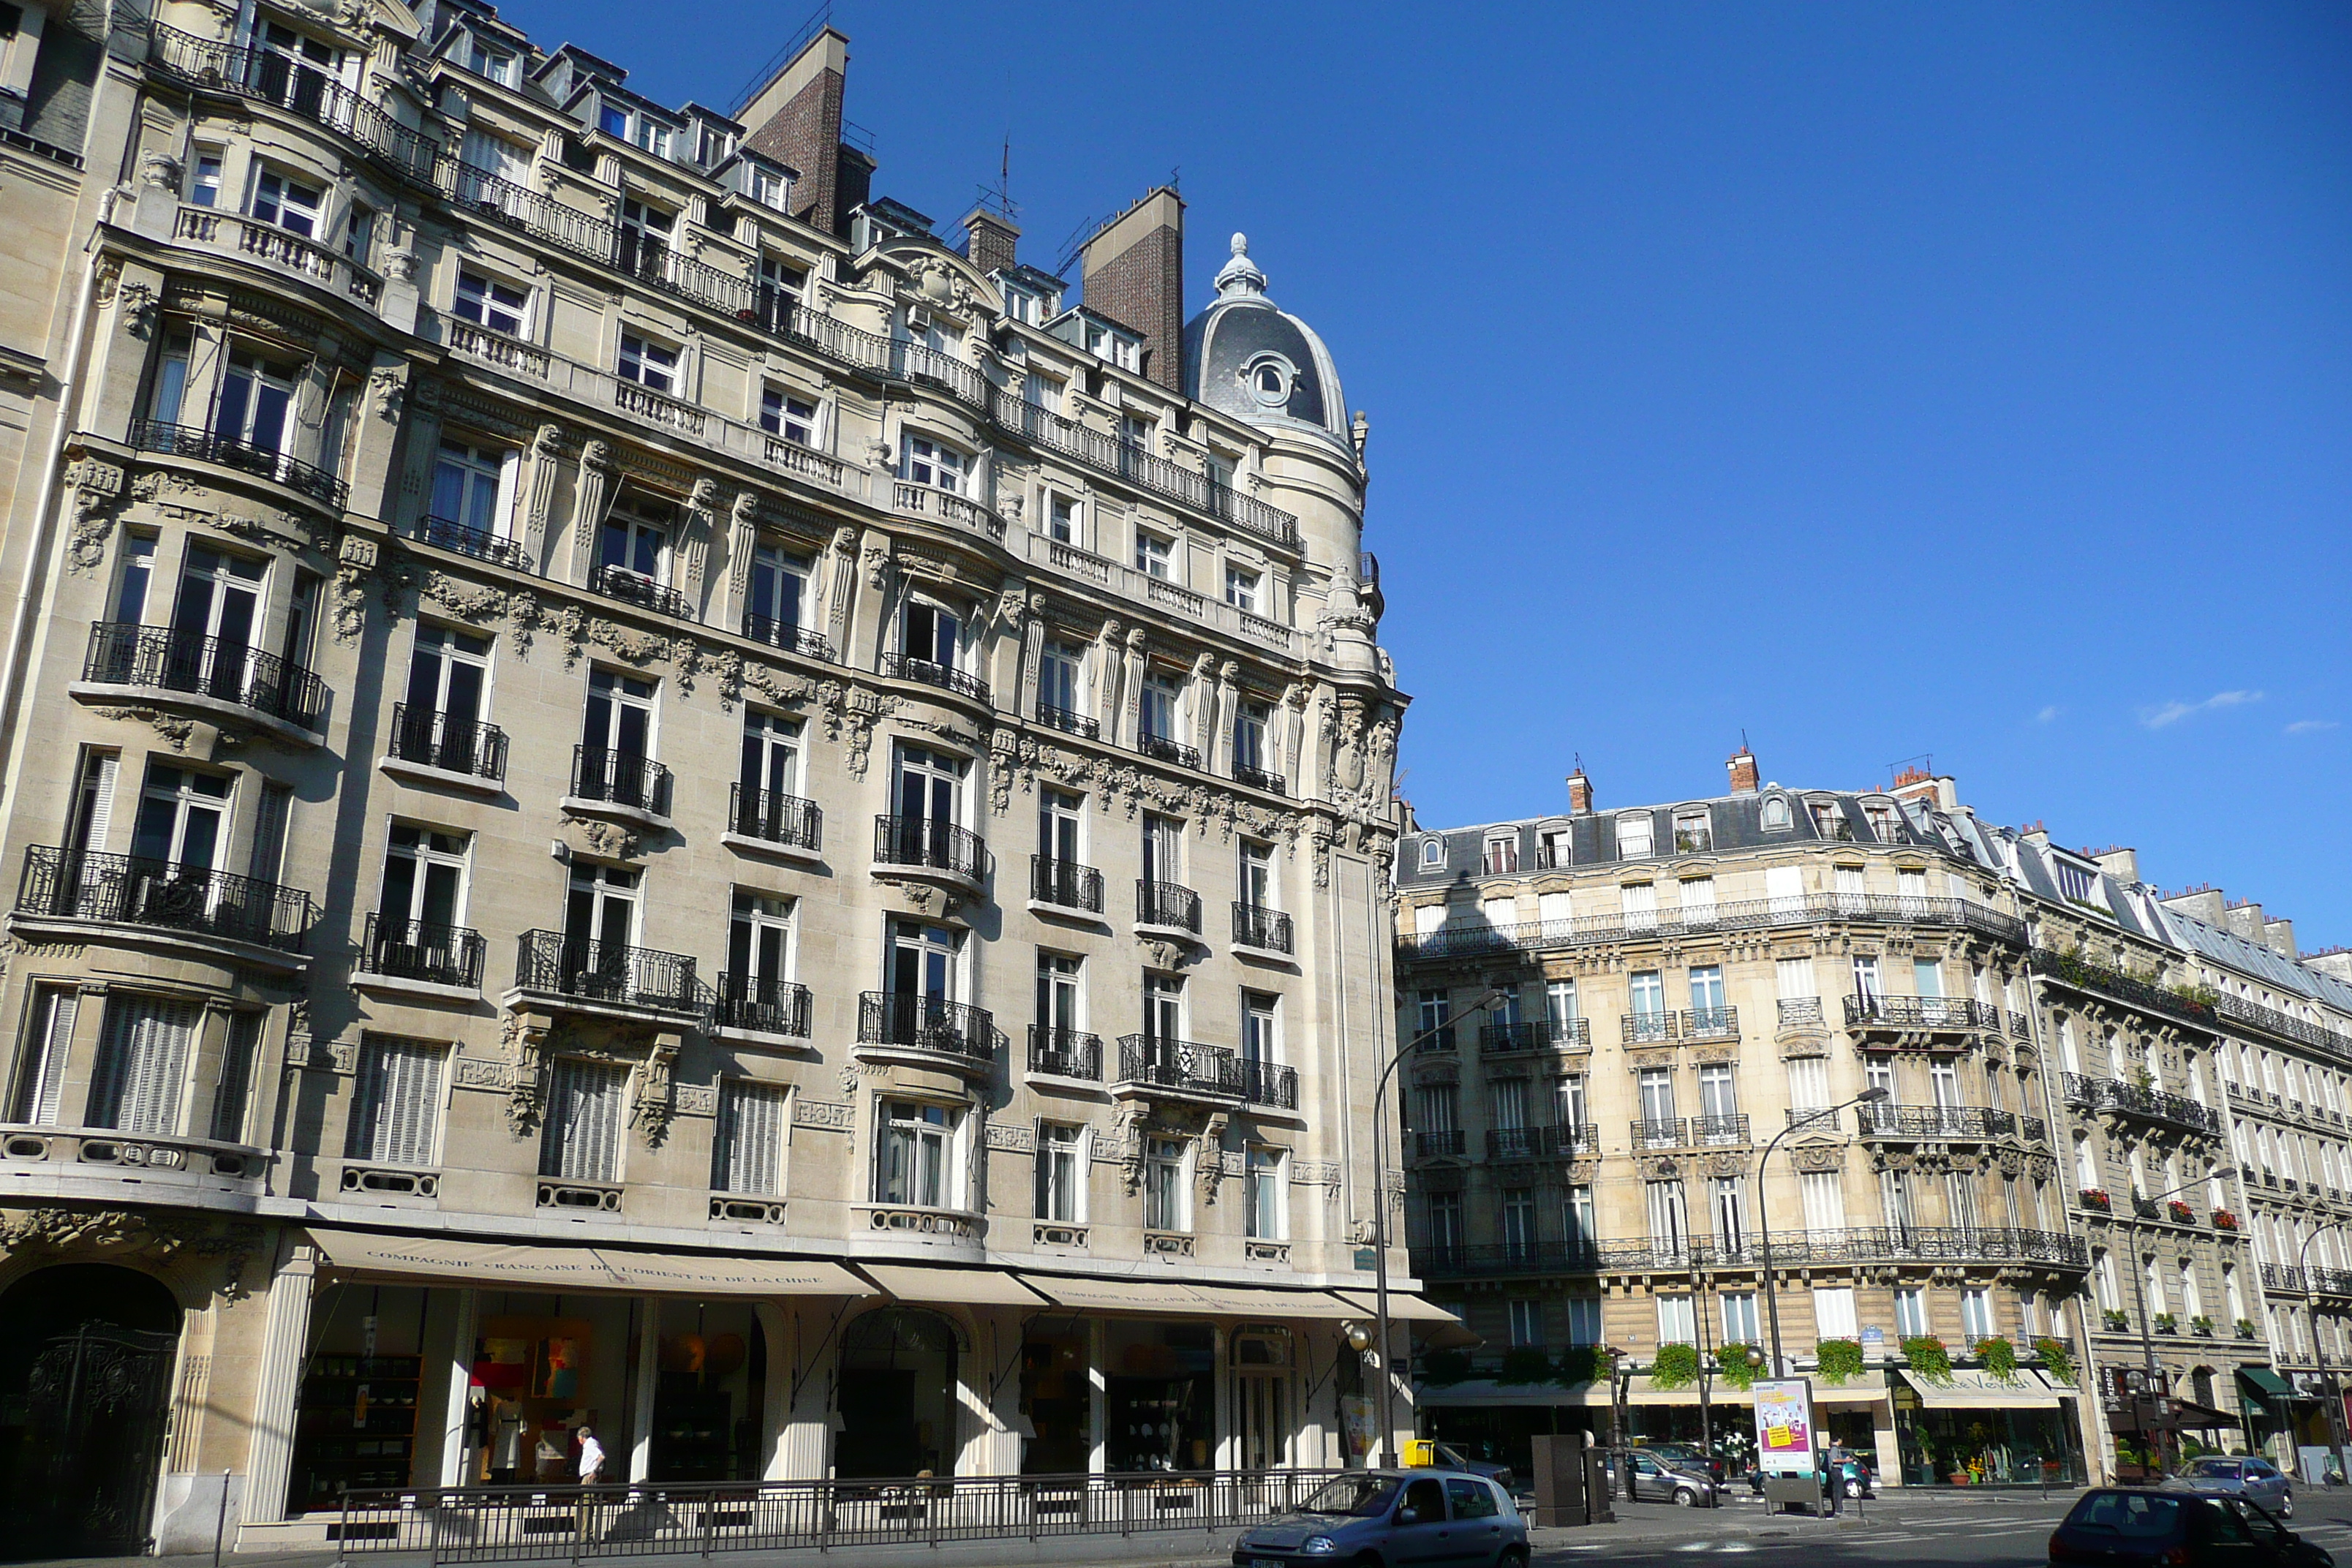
1624, 1377, 1885, 1407
1014, 1273, 1360, 1319
859, 1264, 1052, 1308
1182, 1282, 1360, 1319
2170, 1398, 2241, 1430
2238, 1367, 2302, 1403
1897, 1368, 2065, 1411
1330, 1290, 1468, 1325
309, 1230, 868, 1297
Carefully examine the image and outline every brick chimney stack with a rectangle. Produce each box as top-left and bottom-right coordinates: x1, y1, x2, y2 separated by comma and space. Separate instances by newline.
962, 206, 1019, 276
1080, 186, 1184, 391
1567, 767, 1594, 816
738, 27, 857, 236
1727, 745, 1759, 795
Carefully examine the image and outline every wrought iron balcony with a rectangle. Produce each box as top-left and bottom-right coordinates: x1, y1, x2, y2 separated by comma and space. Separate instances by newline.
880, 651, 991, 706
1414, 1129, 1467, 1158
2023, 1115, 2050, 1143
1234, 762, 1285, 794
589, 563, 694, 620
388, 704, 507, 781
2062, 1072, 2222, 1135
2032, 946, 2220, 1031
1031, 855, 1103, 912
1681, 1006, 1738, 1040
1137, 732, 1202, 769
1485, 1123, 1599, 1160
410, 513, 533, 573
1137, 879, 1202, 934
1398, 890, 2029, 962
1415, 1226, 2088, 1281
360, 913, 485, 988
1776, 997, 1825, 1028
1238, 1056, 1297, 1109
1028, 1025, 1102, 1080
741, 610, 832, 663
1845, 995, 2000, 1031
513, 930, 709, 1015
1621, 1012, 1675, 1045
1693, 1113, 1751, 1145
128, 417, 348, 507
145, 25, 440, 179
1036, 701, 1098, 739
1857, 1104, 2018, 1141
714, 973, 812, 1036
729, 784, 821, 851
1233, 902, 1293, 954
1480, 1021, 1547, 1054
18, 845, 309, 952
1114, 1035, 1243, 1100
873, 815, 985, 881
1632, 1117, 1689, 1148
571, 745, 672, 815
84, 621, 325, 730
857, 992, 993, 1062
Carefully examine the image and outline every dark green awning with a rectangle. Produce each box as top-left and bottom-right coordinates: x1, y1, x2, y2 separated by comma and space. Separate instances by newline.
2236, 1367, 2300, 1403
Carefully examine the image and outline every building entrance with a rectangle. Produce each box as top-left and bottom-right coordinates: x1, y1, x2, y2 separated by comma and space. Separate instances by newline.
837, 1308, 959, 1477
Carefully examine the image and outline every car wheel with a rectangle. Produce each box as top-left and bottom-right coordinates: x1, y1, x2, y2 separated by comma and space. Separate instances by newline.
1352, 1553, 1386, 1568
1674, 1488, 1697, 1507
1500, 1550, 1531, 1568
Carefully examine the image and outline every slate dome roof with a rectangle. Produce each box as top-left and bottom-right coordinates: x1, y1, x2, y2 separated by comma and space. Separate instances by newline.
1183, 233, 1349, 448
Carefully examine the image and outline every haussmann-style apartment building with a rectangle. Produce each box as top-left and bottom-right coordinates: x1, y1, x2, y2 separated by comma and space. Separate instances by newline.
1392, 751, 2352, 1490
0, 0, 1431, 1553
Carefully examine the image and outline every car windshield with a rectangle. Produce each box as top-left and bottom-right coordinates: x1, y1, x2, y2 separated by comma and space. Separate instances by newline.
1433, 1444, 1469, 1466
2187, 1460, 2242, 1478
1300, 1477, 1401, 1518
2068, 1493, 2186, 1537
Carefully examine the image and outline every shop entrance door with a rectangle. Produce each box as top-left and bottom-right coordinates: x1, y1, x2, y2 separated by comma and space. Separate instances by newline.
0, 1264, 181, 1556
1239, 1373, 1289, 1471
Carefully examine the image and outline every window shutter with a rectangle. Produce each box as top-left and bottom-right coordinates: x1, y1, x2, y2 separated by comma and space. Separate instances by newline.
543, 1058, 627, 1182
249, 783, 292, 885
210, 1011, 263, 1142
88, 995, 201, 1134
15, 987, 77, 1123
494, 448, 524, 538
716, 1079, 784, 1196
74, 751, 118, 855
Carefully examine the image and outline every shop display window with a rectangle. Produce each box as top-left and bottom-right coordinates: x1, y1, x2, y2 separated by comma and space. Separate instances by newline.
1019, 1327, 1090, 1474
1104, 1321, 1213, 1472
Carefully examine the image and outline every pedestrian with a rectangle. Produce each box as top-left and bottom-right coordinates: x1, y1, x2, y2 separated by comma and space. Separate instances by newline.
1819, 1447, 1840, 1516
574, 1425, 606, 1538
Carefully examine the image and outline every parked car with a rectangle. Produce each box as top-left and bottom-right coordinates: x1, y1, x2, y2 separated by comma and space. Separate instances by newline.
1613, 1449, 1725, 1507
1637, 1442, 1728, 1487
1745, 1453, 1872, 1499
1231, 1470, 1529, 1568
2173, 1456, 2296, 1518
2048, 1487, 2330, 1568
1406, 1438, 1517, 1496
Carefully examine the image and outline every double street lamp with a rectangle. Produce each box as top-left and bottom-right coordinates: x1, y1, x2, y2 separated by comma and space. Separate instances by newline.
1756, 1086, 1892, 1379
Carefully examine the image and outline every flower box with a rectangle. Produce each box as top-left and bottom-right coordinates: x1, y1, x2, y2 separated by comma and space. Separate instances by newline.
2079, 1188, 2112, 1211
2212, 1210, 2240, 1230
2168, 1200, 2196, 1224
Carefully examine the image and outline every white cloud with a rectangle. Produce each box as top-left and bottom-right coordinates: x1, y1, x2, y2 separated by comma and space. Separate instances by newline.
2141, 690, 2264, 729
2285, 719, 2340, 735
2035, 705, 2061, 724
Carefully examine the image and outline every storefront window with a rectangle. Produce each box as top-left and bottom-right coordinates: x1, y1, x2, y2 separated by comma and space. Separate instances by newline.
465, 1294, 636, 1489
1104, 1319, 1213, 1471
1020, 1326, 1090, 1474
648, 1299, 766, 1480
837, 1307, 960, 1478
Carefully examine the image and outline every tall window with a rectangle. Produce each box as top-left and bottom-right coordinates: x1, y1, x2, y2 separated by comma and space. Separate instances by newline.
888, 919, 959, 1005
1417, 989, 1450, 1049
1144, 1136, 1187, 1230
1140, 674, 1182, 745
1722, 1292, 1760, 1345
1956, 1288, 1991, 1345
1491, 1077, 1529, 1131
1038, 641, 1084, 723
616, 333, 678, 393
131, 762, 230, 872
902, 598, 960, 670
1656, 1296, 1696, 1346
347, 1036, 446, 1167
85, 995, 203, 1134
540, 1058, 627, 1183
1240, 840, 1275, 911
12, 988, 78, 1125
1787, 1056, 1829, 1115
1142, 972, 1184, 1045
1039, 789, 1084, 870
746, 546, 808, 644
893, 744, 962, 831
1813, 1286, 1858, 1339
1561, 1185, 1597, 1253
1688, 964, 1725, 1016
251, 167, 323, 236
713, 1079, 788, 1196
1800, 1170, 1846, 1232
430, 441, 513, 538
1711, 1175, 1746, 1250
379, 824, 468, 954
738, 710, 803, 813
599, 496, 672, 587
875, 1100, 955, 1207
1501, 1187, 1536, 1260
1546, 979, 1578, 1035
214, 350, 296, 451
1241, 992, 1278, 1067
1234, 700, 1273, 780
1046, 493, 1078, 543
1557, 1073, 1588, 1130
1037, 1123, 1085, 1221
902, 436, 965, 494
1567, 1297, 1603, 1346
1852, 954, 1882, 1001
1638, 1066, 1676, 1133
1646, 1178, 1689, 1250
1483, 834, 1518, 875
1414, 1082, 1458, 1134
1621, 882, 1657, 932
581, 668, 657, 804
1247, 1147, 1286, 1240
725, 892, 794, 1006
1698, 1063, 1738, 1126
1427, 1191, 1463, 1254
1142, 813, 1183, 886
453, 271, 528, 336
1629, 970, 1665, 1020
759, 386, 817, 445
1508, 1300, 1543, 1348
1893, 1287, 1929, 1338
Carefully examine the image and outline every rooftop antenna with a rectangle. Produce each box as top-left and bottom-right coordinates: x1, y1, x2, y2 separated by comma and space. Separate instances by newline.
973, 132, 1018, 222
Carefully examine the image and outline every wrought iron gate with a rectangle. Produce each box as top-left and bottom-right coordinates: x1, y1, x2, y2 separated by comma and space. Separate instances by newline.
10, 1322, 179, 1556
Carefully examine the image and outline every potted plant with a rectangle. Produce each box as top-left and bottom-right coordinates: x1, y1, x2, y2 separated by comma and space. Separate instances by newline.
1979, 1336, 2019, 1382
2191, 1316, 2215, 1337
2103, 1309, 2131, 1333
2168, 1199, 2196, 1224
2235, 1318, 2261, 1340
2080, 1187, 2111, 1211
2154, 1313, 2179, 1335
2213, 1209, 2240, 1230
1903, 1335, 1953, 1384
1816, 1338, 1864, 1386
1650, 1342, 1701, 1391
2034, 1338, 2077, 1384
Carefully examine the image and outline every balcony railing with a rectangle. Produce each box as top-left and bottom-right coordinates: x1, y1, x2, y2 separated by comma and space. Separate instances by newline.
1857, 1104, 2019, 1141
1845, 995, 2001, 1030
84, 621, 325, 730
1682, 1006, 1738, 1040
571, 745, 673, 816
1693, 1113, 1752, 1145
1237, 1057, 1298, 1109
874, 816, 984, 881
728, 784, 821, 851
411, 513, 532, 573
2062, 1073, 2223, 1135
2031, 946, 2219, 1031
1632, 1117, 1688, 1147
741, 611, 832, 663
2023, 1114, 2050, 1143
147, 26, 440, 178
878, 651, 992, 706
513, 930, 708, 1014
1036, 701, 1098, 739
1485, 1124, 1599, 1160
856, 993, 994, 1061
1415, 1129, 1466, 1158
2215, 992, 2352, 1062
1621, 1013, 1675, 1045
128, 418, 347, 508
1480, 1021, 1546, 1054
1776, 997, 1825, 1028
2261, 1263, 2352, 1297
589, 564, 695, 621
1233, 762, 1286, 795
1233, 902, 1293, 954
388, 704, 508, 782
1137, 880, 1202, 934
1400, 891, 2028, 961
360, 913, 484, 988
1137, 733, 1202, 770
714, 973, 812, 1037
18, 845, 309, 952
1417, 1226, 2088, 1279
1030, 856, 1103, 913
1115, 1036, 1241, 1099
1028, 1025, 1103, 1081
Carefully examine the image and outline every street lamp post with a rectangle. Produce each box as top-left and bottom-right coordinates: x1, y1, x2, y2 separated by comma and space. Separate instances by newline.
2119, 1167, 2239, 1478
1756, 1087, 1892, 1379
1370, 987, 1507, 1466
2296, 1221, 2350, 1487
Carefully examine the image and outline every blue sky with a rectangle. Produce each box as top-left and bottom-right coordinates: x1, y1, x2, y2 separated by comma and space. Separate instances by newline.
499, 1, 2352, 943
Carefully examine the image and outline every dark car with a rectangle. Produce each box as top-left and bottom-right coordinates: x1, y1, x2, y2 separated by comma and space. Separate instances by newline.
1637, 1443, 1729, 1488
1613, 1449, 1726, 1507
1232, 1470, 1529, 1568
2048, 1487, 2331, 1568
2174, 1456, 2296, 1518
1417, 1439, 1517, 1496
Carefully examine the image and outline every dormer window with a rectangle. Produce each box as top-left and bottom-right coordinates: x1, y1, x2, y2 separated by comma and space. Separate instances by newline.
1673, 812, 1712, 854
466, 37, 516, 86
1420, 838, 1444, 870
749, 166, 787, 210
1082, 322, 1139, 372
1244, 354, 1297, 409
1863, 801, 1895, 840
1616, 814, 1654, 859
1002, 284, 1043, 325
1483, 835, 1518, 877
1762, 794, 1790, 831
1810, 800, 1853, 841
2054, 862, 2100, 906
598, 99, 629, 138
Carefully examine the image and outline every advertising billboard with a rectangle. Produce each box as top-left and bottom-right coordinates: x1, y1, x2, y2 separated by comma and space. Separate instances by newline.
1752, 1379, 1817, 1475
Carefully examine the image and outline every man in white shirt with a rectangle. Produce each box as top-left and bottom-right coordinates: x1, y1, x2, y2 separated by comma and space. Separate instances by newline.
576, 1425, 606, 1484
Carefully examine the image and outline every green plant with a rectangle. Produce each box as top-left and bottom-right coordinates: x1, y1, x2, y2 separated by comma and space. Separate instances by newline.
1650, 1342, 1701, 1390
2153, 1313, 2179, 1333
2236, 1319, 2260, 1339
1815, 1338, 1864, 1385
2190, 1316, 2215, 1336
2173, 983, 2221, 1009
1978, 1336, 2018, 1381
2034, 1338, 2076, 1384
1556, 1346, 1613, 1384
1499, 1346, 1554, 1384
1714, 1343, 1758, 1392
1422, 1349, 1471, 1385
2102, 1309, 2131, 1332
1904, 1335, 1953, 1384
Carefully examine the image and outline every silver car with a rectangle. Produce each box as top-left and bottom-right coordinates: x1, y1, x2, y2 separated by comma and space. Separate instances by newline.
1231, 1470, 1530, 1568
2174, 1455, 2295, 1518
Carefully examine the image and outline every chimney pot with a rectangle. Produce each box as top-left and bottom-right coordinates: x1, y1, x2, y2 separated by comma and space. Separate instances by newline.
962, 206, 1019, 276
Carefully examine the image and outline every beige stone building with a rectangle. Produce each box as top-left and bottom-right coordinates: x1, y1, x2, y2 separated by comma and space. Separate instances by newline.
0, 2, 1419, 1552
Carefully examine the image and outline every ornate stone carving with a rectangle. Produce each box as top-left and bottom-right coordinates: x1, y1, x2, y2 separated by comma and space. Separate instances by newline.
1790, 1143, 1847, 1174
630, 1035, 678, 1147
63, 458, 125, 571
502, 1013, 549, 1134
573, 820, 641, 860
0, 1207, 264, 1300
88, 706, 197, 752
368, 365, 405, 421
985, 1120, 1034, 1154
792, 1098, 853, 1131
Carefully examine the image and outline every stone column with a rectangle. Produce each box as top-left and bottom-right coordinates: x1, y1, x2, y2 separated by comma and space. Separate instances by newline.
1212, 1324, 1234, 1471
241, 1238, 319, 1525
520, 423, 566, 572
437, 1289, 478, 1486
627, 1296, 660, 1481
777, 1300, 832, 1480
1088, 1316, 1107, 1474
